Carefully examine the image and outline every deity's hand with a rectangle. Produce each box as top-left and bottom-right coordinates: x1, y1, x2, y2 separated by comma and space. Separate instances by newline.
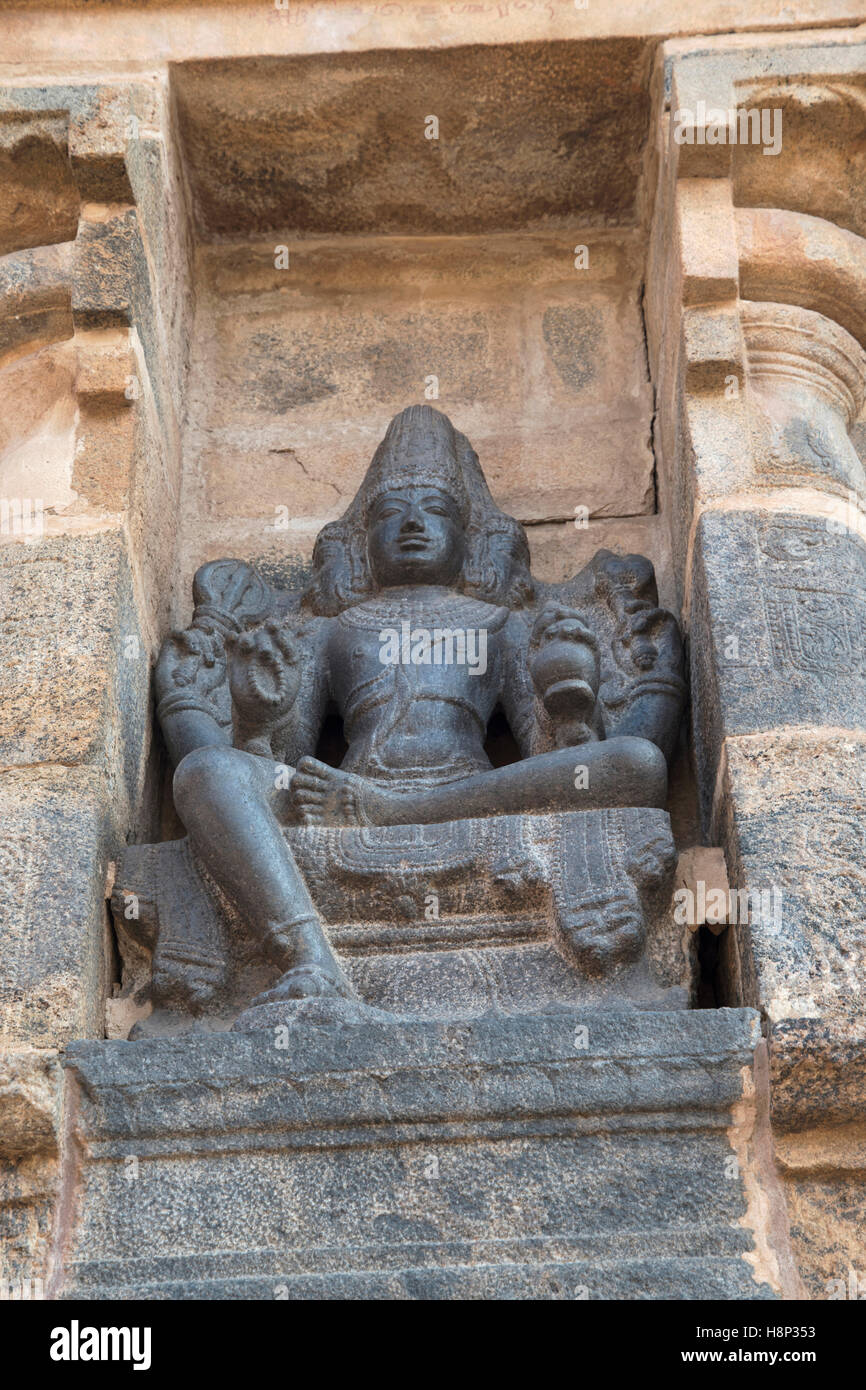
528, 603, 600, 724
226, 620, 304, 735
614, 604, 682, 677
154, 624, 227, 706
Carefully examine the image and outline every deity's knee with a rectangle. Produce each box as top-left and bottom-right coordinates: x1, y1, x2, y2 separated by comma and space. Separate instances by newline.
614, 736, 668, 807
173, 744, 260, 823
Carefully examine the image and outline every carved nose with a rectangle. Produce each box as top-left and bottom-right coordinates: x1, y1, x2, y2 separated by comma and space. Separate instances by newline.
400, 513, 425, 532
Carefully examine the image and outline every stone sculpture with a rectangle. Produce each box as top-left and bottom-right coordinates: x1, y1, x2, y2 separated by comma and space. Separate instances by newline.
115, 405, 688, 1033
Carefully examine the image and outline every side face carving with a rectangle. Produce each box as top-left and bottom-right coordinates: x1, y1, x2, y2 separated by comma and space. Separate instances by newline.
131, 405, 686, 1032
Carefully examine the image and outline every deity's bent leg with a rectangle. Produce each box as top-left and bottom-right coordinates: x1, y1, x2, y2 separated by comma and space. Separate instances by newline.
173, 745, 354, 1000
292, 736, 667, 827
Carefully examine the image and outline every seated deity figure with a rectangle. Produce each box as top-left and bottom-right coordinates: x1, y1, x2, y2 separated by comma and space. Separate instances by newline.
154, 405, 684, 1011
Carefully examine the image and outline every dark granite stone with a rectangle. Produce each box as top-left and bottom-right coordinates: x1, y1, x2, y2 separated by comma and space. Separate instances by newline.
60, 1009, 775, 1301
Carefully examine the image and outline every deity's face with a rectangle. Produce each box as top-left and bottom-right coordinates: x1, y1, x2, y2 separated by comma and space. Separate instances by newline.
366, 485, 466, 589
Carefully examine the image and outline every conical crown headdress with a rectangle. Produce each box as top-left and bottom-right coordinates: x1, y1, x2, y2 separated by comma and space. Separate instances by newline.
362, 405, 470, 518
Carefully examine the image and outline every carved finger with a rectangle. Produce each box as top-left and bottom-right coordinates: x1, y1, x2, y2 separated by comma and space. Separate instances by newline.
273, 628, 300, 663
627, 607, 665, 635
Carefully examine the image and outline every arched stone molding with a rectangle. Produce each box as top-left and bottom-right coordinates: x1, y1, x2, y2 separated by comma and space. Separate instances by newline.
731, 79, 866, 241
737, 207, 866, 359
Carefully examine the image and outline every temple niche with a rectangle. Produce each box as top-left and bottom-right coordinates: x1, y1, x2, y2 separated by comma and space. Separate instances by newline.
118, 401, 687, 1034
2, 5, 866, 1308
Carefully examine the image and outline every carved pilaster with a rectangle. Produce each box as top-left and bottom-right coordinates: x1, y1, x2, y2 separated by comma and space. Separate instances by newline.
741, 300, 866, 498
653, 35, 866, 1297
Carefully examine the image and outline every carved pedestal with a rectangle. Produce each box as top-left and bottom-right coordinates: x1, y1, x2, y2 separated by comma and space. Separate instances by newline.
111, 809, 692, 1033
60, 1010, 782, 1300
49, 812, 789, 1301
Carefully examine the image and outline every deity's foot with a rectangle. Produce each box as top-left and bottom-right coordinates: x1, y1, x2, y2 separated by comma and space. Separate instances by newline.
290, 756, 400, 826
556, 893, 646, 978
251, 960, 355, 1005
253, 910, 356, 1004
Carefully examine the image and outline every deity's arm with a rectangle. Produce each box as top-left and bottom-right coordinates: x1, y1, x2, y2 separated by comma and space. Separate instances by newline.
497, 551, 686, 764
234, 617, 330, 768
154, 559, 272, 768
589, 551, 686, 764
499, 611, 549, 757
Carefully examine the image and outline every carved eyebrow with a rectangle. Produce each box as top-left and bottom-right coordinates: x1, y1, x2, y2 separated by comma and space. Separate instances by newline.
418, 493, 456, 507
373, 489, 455, 511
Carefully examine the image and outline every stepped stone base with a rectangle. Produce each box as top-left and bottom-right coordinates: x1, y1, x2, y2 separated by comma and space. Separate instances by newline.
59, 1008, 780, 1300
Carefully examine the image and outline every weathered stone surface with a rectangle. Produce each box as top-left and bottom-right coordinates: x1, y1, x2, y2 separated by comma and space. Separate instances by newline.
762, 1019, 866, 1300
0, 243, 73, 368
731, 65, 866, 242
0, 768, 111, 1050
0, 0, 856, 67
690, 509, 866, 822
737, 207, 866, 354
173, 42, 654, 238
0, 110, 79, 257
0, 531, 147, 805
742, 301, 866, 499
654, 31, 866, 1306
0, 1050, 62, 1291
714, 730, 866, 1039
58, 1009, 784, 1300
178, 232, 654, 593
0, 1047, 61, 1160
0, 341, 77, 519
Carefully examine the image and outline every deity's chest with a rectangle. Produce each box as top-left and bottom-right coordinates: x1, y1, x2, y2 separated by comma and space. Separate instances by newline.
328, 591, 508, 713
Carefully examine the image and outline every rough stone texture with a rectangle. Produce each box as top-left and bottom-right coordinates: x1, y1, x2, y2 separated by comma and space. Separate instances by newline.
1, 1, 856, 85
768, 1019, 866, 1298
0, 1048, 61, 1289
0, 77, 194, 626
527, 516, 676, 605
0, 532, 147, 806
0, 69, 194, 1102
690, 509, 866, 824
710, 707, 866, 1299
731, 66, 866, 243
737, 207, 866, 353
58, 1010, 784, 1300
0, 1047, 61, 1161
0, 768, 112, 1052
647, 28, 866, 1306
714, 730, 866, 1037
0, 110, 79, 257
173, 43, 654, 238
0, 244, 73, 368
